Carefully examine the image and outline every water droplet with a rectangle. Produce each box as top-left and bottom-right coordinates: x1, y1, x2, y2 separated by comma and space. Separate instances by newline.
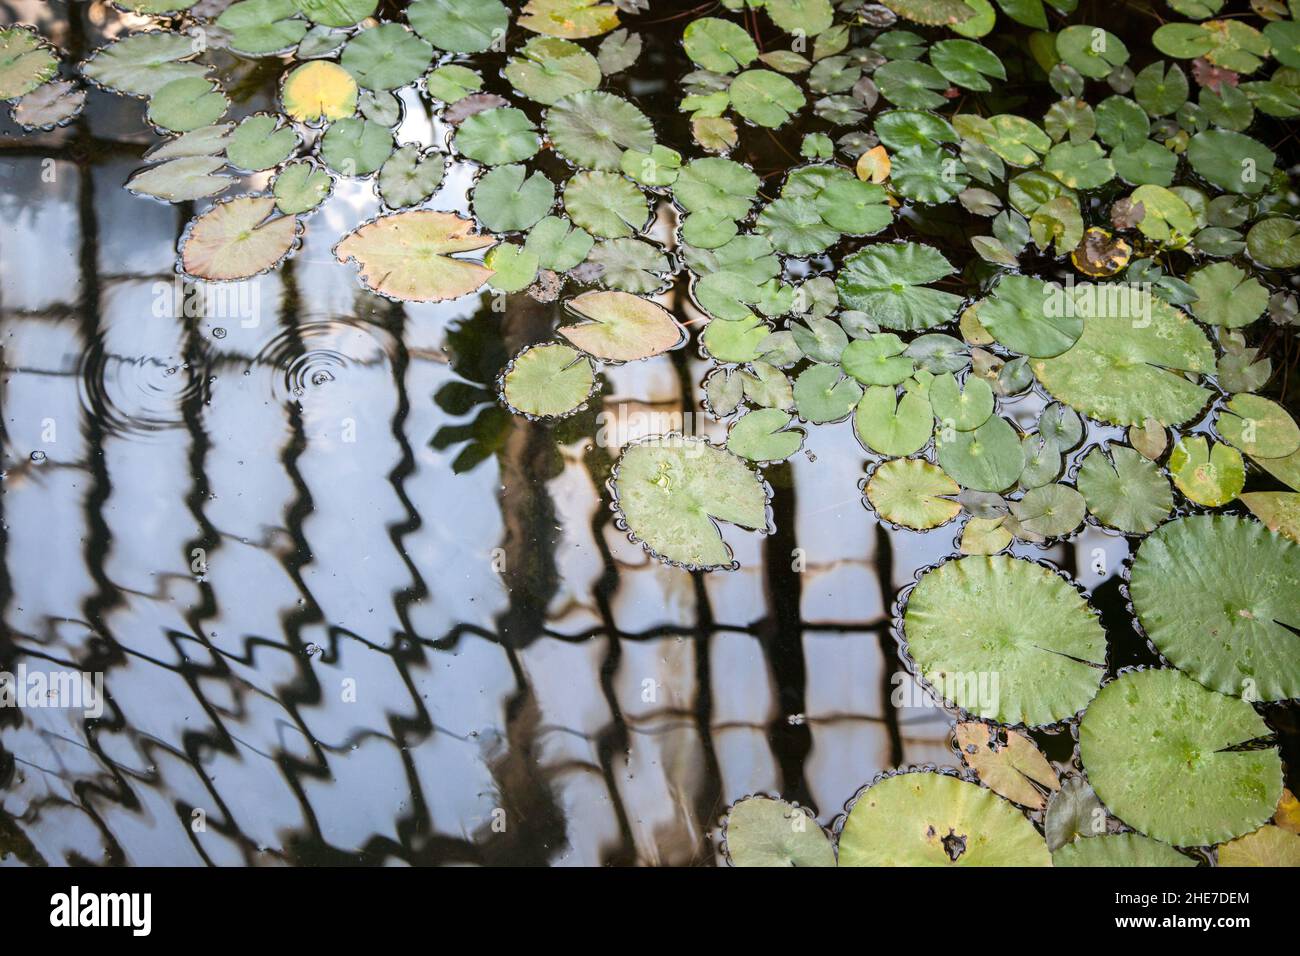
29, 450, 45, 463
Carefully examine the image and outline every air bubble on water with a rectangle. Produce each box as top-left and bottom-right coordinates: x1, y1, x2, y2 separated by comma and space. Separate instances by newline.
311, 370, 334, 386
30, 450, 45, 463
212, 327, 227, 339
304, 643, 323, 658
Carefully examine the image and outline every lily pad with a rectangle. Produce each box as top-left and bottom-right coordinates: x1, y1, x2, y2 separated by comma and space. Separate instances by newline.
729, 69, 805, 128
838, 772, 1050, 866
1011, 483, 1086, 538
793, 364, 862, 423
320, 118, 393, 175
854, 383, 934, 457
128, 155, 231, 203
836, 242, 963, 331
333, 210, 495, 302
499, 343, 596, 419
1168, 437, 1244, 506
1129, 515, 1300, 701
935, 415, 1025, 493
281, 60, 358, 122
226, 113, 299, 171
903, 555, 1105, 725
341, 23, 433, 90
1031, 285, 1215, 427
683, 18, 757, 74
1186, 129, 1275, 196
977, 275, 1082, 358
180, 195, 298, 281
563, 170, 648, 238
559, 290, 685, 362
217, 0, 309, 56
1187, 262, 1269, 328
273, 161, 333, 214
1076, 445, 1173, 534
611, 436, 769, 570
547, 91, 655, 170
10, 79, 85, 130
378, 146, 445, 209
455, 107, 540, 165
505, 37, 601, 105
865, 458, 960, 530
520, 0, 621, 40
1239, 492, 1300, 543
407, 0, 509, 52
1218, 826, 1300, 866
83, 31, 208, 98
294, 0, 378, 27
1053, 832, 1196, 867
721, 796, 835, 868
147, 77, 229, 133
1078, 667, 1282, 845
727, 409, 804, 463
1215, 394, 1300, 460
473, 164, 554, 232
0, 27, 58, 101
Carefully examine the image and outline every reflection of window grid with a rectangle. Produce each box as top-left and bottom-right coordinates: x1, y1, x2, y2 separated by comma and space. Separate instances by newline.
0, 3, 1125, 868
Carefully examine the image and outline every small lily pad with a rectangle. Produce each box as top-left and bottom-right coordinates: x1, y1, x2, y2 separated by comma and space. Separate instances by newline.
1215, 394, 1300, 460
865, 458, 960, 530
273, 161, 333, 214
180, 195, 298, 281
455, 107, 540, 165
726, 409, 804, 463
499, 342, 596, 419
611, 436, 769, 570
721, 796, 834, 867
836, 242, 962, 331
378, 145, 445, 208
226, 113, 299, 171
559, 290, 685, 362
1168, 436, 1244, 506
0, 27, 58, 101
955, 721, 1059, 810
1076, 445, 1173, 534
281, 59, 358, 122
935, 415, 1025, 493
407, 0, 509, 52
854, 383, 934, 457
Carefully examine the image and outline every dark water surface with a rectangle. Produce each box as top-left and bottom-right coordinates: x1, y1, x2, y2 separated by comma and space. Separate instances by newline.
0, 0, 1297, 866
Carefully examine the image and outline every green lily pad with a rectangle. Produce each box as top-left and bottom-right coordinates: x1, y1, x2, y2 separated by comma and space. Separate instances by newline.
1044, 776, 1106, 849
793, 364, 862, 423
936, 415, 1025, 493
378, 145, 445, 208
673, 158, 759, 219
83, 31, 209, 97
455, 107, 540, 165
1055, 25, 1128, 79
519, 0, 621, 40
903, 555, 1105, 725
525, 216, 594, 273
294, 0, 378, 27
407, 0, 509, 52
1031, 285, 1215, 427
729, 69, 805, 127
1043, 141, 1114, 190
505, 37, 601, 105
611, 435, 769, 570
726, 409, 804, 463
473, 164, 554, 232
148, 77, 229, 132
1187, 262, 1268, 328
1129, 515, 1300, 701
929, 372, 993, 433
1215, 394, 1300, 460
865, 458, 961, 530
683, 17, 758, 74
1168, 437, 1244, 506
1246, 217, 1300, 269
842, 333, 916, 386
226, 113, 299, 171
891, 145, 970, 204
1078, 667, 1282, 845
273, 161, 333, 214
755, 196, 840, 256
583, 237, 664, 291
1076, 445, 1172, 534
499, 342, 596, 419
559, 290, 685, 362
425, 64, 482, 104
341, 23, 433, 90
930, 39, 1005, 91
838, 772, 1051, 866
977, 275, 1082, 358
0, 27, 57, 102
1011, 483, 1085, 538
321, 117, 394, 175
836, 242, 962, 332
875, 60, 949, 110
854, 383, 934, 457
563, 170, 648, 238
1239, 492, 1300, 542
722, 796, 834, 867
1186, 129, 1275, 196
485, 244, 539, 293
547, 91, 655, 170
1053, 832, 1196, 867
217, 0, 308, 56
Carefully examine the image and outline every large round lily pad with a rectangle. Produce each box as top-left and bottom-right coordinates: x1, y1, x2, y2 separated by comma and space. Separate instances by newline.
612, 436, 769, 570
333, 210, 495, 302
1078, 668, 1282, 846
903, 556, 1105, 725
838, 772, 1050, 866
1128, 515, 1300, 701
180, 195, 298, 281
